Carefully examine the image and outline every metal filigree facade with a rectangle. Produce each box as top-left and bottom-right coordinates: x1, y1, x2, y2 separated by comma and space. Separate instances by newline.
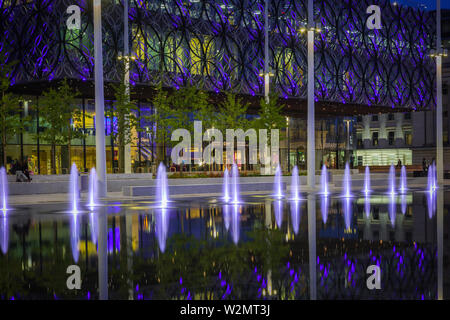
0, 0, 436, 109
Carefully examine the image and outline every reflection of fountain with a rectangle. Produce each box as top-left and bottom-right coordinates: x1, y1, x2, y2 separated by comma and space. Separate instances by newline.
343, 162, 352, 198
290, 201, 301, 235
223, 168, 230, 203
223, 205, 230, 230
70, 214, 80, 262
70, 163, 79, 213
364, 195, 371, 218
400, 165, 407, 193
427, 190, 436, 218
156, 163, 169, 208
274, 200, 283, 228
231, 204, 240, 245
388, 164, 396, 196
156, 208, 169, 252
90, 211, 98, 246
364, 166, 371, 195
88, 168, 98, 207
343, 197, 352, 230
320, 195, 328, 224
0, 214, 8, 254
231, 164, 240, 204
290, 166, 300, 201
274, 165, 283, 199
388, 193, 396, 226
401, 194, 407, 215
321, 165, 328, 196
0, 167, 8, 212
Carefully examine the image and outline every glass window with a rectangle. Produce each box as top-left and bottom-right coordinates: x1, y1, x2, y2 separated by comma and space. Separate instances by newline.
372, 131, 378, 146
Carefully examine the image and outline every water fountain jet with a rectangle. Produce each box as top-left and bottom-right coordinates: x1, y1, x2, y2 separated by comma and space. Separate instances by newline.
400, 165, 407, 194
388, 164, 396, 196
273, 165, 283, 199
69, 163, 79, 213
231, 164, 240, 204
156, 163, 169, 208
88, 168, 98, 207
342, 162, 352, 198
223, 168, 231, 203
364, 166, 371, 195
0, 167, 9, 212
321, 165, 329, 196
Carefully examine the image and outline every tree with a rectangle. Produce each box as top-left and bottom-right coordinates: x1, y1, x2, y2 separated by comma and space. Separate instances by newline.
0, 53, 25, 167
215, 92, 250, 167
252, 92, 286, 172
149, 83, 182, 164
108, 73, 143, 173
38, 79, 83, 174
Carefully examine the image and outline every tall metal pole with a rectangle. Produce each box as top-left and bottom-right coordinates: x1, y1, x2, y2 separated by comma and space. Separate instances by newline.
94, 0, 107, 197
264, 0, 269, 104
123, 0, 132, 174
436, 0, 444, 184
307, 0, 315, 189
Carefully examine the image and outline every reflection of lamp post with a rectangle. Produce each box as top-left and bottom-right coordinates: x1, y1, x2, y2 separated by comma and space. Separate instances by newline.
94, 0, 107, 197
286, 116, 290, 172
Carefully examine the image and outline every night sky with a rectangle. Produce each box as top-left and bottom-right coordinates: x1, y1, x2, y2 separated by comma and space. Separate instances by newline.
390, 0, 450, 10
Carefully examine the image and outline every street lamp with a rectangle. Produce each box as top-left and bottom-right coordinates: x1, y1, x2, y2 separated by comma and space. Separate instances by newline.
93, 0, 107, 198
433, 0, 446, 185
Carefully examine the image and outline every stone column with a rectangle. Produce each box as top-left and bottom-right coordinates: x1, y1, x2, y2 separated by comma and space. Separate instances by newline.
394, 113, 404, 147
362, 115, 371, 148
378, 114, 388, 148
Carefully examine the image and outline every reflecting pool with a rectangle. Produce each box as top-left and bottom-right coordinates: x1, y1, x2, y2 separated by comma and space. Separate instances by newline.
0, 188, 447, 300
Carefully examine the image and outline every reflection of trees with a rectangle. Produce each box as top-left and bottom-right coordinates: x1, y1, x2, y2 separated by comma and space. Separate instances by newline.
129, 227, 291, 300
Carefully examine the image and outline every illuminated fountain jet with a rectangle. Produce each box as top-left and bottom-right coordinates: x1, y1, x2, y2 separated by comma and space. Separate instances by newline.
364, 166, 371, 195
69, 163, 79, 214
399, 165, 407, 194
88, 168, 98, 207
231, 164, 240, 204
273, 165, 283, 199
388, 164, 397, 225
388, 164, 396, 196
90, 212, 98, 246
342, 162, 352, 198
321, 165, 329, 196
321, 194, 329, 224
156, 163, 169, 208
0, 167, 8, 212
428, 162, 437, 193
223, 168, 231, 203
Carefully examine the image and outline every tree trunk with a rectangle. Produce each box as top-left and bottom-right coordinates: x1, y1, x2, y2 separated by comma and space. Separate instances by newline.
51, 143, 56, 174
118, 144, 125, 173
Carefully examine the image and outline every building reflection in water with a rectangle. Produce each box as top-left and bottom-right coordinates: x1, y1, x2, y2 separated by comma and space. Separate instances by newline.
0, 189, 445, 300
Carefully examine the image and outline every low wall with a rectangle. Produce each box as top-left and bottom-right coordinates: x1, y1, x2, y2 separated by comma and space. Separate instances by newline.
8, 173, 153, 195
123, 182, 287, 197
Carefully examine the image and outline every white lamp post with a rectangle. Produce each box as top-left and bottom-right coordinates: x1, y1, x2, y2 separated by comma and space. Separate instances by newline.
94, 0, 107, 197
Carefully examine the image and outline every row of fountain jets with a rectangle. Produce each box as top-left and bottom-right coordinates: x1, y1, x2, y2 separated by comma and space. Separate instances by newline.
0, 160, 439, 214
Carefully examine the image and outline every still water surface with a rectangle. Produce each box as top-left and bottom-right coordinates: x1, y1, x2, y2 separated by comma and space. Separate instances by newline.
0, 189, 446, 300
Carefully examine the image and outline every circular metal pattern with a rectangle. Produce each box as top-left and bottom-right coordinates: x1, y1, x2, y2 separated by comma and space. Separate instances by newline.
0, 0, 436, 109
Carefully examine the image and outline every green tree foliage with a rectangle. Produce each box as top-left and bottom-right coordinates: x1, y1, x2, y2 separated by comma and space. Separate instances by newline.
38, 79, 83, 174
216, 91, 250, 132
0, 53, 26, 167
253, 92, 286, 138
